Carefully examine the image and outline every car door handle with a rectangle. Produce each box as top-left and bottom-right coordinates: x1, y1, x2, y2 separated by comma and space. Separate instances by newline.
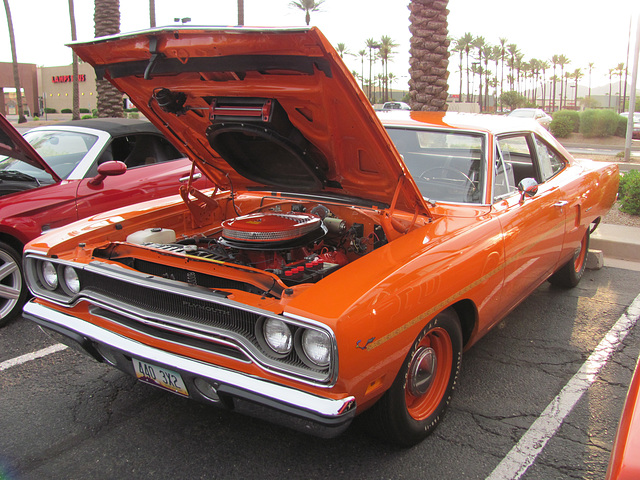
553, 201, 568, 207
179, 173, 201, 182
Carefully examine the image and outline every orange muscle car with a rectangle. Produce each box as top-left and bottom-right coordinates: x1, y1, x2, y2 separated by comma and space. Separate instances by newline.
22, 27, 619, 446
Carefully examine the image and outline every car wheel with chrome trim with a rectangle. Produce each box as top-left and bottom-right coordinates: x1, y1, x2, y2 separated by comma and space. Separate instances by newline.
369, 308, 463, 447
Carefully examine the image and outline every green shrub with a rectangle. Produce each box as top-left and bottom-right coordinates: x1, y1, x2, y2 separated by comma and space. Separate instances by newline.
616, 115, 628, 137
553, 110, 580, 132
81, 114, 93, 120
44, 107, 57, 114
619, 170, 640, 215
500, 91, 526, 110
61, 108, 72, 114
579, 109, 620, 137
550, 116, 573, 137
92, 109, 98, 118
79, 108, 91, 114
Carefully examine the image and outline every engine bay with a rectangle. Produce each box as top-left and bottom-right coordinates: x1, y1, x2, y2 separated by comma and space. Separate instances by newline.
101, 201, 389, 294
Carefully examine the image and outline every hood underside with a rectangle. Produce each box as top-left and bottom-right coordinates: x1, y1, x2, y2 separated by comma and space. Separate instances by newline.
69, 26, 428, 215
0, 114, 61, 181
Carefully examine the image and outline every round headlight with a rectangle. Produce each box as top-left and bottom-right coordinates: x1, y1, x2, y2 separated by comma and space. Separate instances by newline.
41, 261, 59, 290
302, 329, 331, 367
63, 266, 80, 294
262, 318, 293, 355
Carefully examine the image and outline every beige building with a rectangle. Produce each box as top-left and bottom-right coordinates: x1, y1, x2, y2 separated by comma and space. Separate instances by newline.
38, 63, 98, 113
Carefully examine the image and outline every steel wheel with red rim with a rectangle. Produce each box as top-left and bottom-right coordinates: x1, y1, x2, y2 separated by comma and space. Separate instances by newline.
549, 228, 590, 288
404, 326, 453, 421
369, 308, 463, 447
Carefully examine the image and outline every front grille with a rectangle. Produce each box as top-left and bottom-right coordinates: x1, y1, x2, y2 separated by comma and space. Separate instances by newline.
68, 262, 331, 384
83, 270, 259, 339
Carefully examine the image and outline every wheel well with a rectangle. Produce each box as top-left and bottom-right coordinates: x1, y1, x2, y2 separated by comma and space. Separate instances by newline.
0, 233, 24, 257
451, 299, 476, 347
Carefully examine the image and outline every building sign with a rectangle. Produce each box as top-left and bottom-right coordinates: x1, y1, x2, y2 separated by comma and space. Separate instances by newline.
52, 74, 86, 83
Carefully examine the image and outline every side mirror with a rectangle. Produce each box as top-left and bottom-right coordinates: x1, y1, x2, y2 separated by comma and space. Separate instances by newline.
89, 161, 127, 186
518, 177, 538, 203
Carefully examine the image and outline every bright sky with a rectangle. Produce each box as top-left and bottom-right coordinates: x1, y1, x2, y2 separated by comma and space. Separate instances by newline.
1, 0, 639, 94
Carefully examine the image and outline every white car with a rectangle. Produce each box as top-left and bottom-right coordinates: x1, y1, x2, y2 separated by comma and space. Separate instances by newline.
508, 108, 552, 130
382, 101, 410, 110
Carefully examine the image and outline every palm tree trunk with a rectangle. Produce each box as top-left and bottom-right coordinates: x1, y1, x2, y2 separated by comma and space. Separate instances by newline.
237, 0, 244, 26
94, 0, 124, 118
408, 0, 450, 111
69, 0, 80, 120
149, 0, 156, 27
3, 0, 27, 123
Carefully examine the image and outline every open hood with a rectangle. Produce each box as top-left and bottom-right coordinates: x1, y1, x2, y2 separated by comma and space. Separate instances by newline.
70, 27, 428, 214
0, 114, 61, 181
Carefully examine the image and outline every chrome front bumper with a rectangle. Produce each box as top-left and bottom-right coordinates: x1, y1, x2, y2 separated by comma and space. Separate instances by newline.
23, 301, 356, 438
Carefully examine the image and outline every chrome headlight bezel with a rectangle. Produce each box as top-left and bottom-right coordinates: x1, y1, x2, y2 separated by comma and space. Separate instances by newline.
39, 261, 59, 290
259, 317, 293, 356
62, 265, 81, 295
298, 328, 332, 368
25, 254, 83, 302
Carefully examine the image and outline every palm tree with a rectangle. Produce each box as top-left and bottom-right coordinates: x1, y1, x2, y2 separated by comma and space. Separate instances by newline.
507, 44, 519, 90
458, 32, 474, 102
94, 0, 124, 117
336, 43, 350, 58
587, 62, 594, 99
614, 62, 625, 113
539, 60, 550, 110
482, 44, 492, 111
408, 0, 450, 110
358, 49, 366, 92
379, 35, 398, 102
452, 38, 464, 102
289, 0, 324, 26
572, 68, 583, 108
498, 38, 508, 109
388, 72, 397, 100
472, 36, 485, 111
3, 0, 27, 123
557, 54, 570, 110
68, 0, 80, 120
365, 38, 379, 101
608, 68, 615, 108
550, 55, 560, 111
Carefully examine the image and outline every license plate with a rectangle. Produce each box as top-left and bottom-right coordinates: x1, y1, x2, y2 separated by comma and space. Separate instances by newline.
133, 359, 189, 397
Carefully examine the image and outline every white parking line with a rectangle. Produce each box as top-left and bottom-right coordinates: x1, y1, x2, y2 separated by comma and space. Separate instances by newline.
487, 292, 640, 480
0, 343, 67, 372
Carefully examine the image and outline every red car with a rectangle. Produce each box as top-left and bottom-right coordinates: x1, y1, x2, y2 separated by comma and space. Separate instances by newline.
0, 115, 212, 326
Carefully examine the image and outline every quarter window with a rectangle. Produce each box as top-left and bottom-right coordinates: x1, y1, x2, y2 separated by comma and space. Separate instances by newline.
534, 137, 565, 181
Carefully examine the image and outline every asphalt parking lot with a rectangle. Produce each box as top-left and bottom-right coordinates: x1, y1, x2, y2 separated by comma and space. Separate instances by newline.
1, 265, 639, 480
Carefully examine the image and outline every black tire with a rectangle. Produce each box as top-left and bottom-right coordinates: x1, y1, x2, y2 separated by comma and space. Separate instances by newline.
368, 308, 463, 447
548, 228, 590, 288
0, 241, 27, 327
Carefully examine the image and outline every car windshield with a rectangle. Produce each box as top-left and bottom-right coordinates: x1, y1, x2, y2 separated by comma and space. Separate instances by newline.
386, 127, 485, 204
26, 130, 98, 179
509, 110, 534, 118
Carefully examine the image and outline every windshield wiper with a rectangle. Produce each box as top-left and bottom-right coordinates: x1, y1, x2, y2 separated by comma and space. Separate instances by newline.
0, 170, 41, 185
